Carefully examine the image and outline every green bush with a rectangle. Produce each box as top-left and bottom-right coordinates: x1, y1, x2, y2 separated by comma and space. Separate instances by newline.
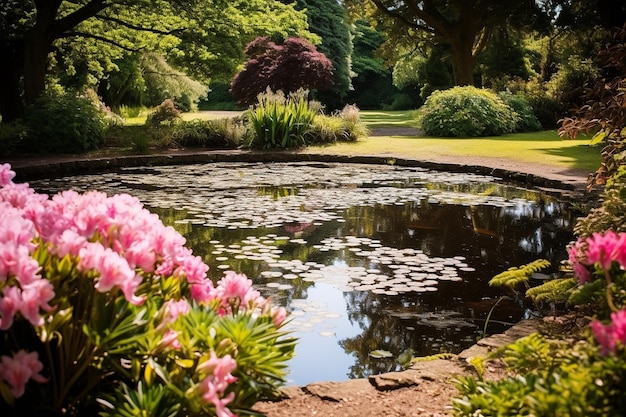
418, 86, 518, 137
171, 118, 247, 148
453, 333, 626, 416
498, 92, 543, 132
0, 121, 28, 156
247, 89, 317, 149
22, 91, 108, 153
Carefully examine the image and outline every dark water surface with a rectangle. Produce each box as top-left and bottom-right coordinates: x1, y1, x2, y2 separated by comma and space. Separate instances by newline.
31, 162, 581, 385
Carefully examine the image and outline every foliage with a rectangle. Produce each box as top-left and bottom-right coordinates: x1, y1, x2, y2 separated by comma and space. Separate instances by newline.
0, 0, 315, 122
559, 24, 626, 189
498, 91, 543, 132
202, 82, 241, 111
230, 37, 334, 106
0, 164, 295, 416
308, 104, 369, 144
246, 89, 318, 149
292, 0, 353, 109
489, 259, 551, 290
453, 333, 626, 416
574, 169, 626, 240
145, 99, 182, 127
0, 122, 27, 156
418, 86, 518, 137
21, 91, 109, 154
345, 0, 545, 86
171, 118, 247, 148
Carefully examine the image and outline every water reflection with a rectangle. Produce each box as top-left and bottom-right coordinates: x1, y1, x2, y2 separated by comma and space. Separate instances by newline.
30, 162, 581, 385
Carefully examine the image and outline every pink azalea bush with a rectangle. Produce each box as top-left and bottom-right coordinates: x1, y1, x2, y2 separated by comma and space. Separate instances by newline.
568, 230, 626, 355
0, 163, 295, 416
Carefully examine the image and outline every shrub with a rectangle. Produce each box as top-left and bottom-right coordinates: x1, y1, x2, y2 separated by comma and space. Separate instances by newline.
171, 118, 247, 148
0, 122, 28, 156
0, 164, 295, 416
308, 104, 369, 144
145, 99, 181, 127
21, 91, 108, 153
418, 86, 518, 137
247, 89, 317, 149
498, 92, 543, 132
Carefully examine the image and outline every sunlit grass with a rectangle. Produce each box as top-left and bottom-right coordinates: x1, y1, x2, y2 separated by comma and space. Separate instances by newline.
306, 111, 600, 172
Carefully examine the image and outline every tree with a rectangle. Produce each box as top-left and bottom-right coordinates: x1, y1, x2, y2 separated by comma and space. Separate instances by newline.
0, 0, 313, 122
230, 37, 334, 106
290, 0, 353, 109
344, 0, 544, 86
559, 24, 626, 188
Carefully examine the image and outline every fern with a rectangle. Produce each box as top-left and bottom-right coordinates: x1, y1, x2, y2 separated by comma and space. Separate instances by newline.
489, 259, 551, 289
526, 278, 577, 304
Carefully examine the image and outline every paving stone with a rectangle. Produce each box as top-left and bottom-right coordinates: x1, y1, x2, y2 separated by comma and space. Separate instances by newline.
305, 379, 373, 402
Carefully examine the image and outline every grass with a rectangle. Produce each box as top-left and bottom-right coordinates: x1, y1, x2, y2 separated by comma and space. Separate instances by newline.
305, 111, 601, 173
115, 109, 600, 173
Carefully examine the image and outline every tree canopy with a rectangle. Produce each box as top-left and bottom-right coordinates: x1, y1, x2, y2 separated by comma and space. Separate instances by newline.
230, 37, 334, 106
344, 0, 545, 86
0, 0, 314, 121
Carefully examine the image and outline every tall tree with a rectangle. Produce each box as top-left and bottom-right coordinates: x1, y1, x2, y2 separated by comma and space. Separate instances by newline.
344, 0, 543, 86
290, 0, 353, 109
0, 0, 313, 122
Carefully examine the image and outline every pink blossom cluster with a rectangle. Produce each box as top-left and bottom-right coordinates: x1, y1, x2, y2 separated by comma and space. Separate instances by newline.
0, 163, 214, 330
197, 351, 238, 417
568, 231, 626, 284
592, 309, 626, 355
0, 350, 47, 398
0, 163, 289, 405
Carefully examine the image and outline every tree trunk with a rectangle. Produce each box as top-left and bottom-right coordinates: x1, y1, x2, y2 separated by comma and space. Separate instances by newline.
448, 31, 477, 86
0, 42, 25, 123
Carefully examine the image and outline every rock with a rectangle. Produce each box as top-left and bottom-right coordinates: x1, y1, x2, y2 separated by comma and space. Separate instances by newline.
305, 379, 373, 402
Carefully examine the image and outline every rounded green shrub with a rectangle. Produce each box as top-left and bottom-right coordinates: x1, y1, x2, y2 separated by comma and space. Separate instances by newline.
498, 92, 542, 132
419, 86, 518, 137
22, 91, 108, 153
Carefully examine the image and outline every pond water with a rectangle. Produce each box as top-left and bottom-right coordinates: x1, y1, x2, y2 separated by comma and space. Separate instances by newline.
31, 162, 580, 385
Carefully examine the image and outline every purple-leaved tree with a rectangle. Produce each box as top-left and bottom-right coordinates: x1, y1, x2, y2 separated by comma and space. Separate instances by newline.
230, 36, 334, 105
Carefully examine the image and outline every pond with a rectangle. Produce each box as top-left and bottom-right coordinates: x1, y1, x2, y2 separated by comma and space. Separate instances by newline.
31, 162, 580, 386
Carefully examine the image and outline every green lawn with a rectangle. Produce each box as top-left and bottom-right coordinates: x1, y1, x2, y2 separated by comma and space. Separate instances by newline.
122, 109, 600, 173
305, 111, 600, 173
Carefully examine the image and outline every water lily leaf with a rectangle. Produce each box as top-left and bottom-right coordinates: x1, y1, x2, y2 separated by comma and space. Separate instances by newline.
369, 349, 393, 359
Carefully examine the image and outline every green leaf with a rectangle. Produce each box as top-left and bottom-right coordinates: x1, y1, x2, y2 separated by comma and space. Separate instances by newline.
590, 130, 607, 145
369, 349, 393, 359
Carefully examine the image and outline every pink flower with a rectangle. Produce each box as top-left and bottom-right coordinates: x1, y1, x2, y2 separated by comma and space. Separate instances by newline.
271, 306, 287, 328
592, 309, 626, 355
19, 279, 55, 326
161, 299, 191, 324
0, 286, 21, 330
197, 352, 238, 417
586, 231, 619, 270
0, 163, 16, 186
216, 272, 263, 314
0, 350, 47, 398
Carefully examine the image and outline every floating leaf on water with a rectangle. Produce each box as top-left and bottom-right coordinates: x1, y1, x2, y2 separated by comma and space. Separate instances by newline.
369, 349, 393, 359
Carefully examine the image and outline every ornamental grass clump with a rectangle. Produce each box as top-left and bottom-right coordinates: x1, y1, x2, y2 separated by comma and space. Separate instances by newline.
0, 163, 295, 417
247, 89, 317, 149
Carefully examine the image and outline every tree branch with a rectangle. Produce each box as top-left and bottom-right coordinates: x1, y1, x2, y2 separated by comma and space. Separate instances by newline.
53, 0, 109, 36
60, 31, 141, 52
370, 0, 435, 33
96, 15, 185, 36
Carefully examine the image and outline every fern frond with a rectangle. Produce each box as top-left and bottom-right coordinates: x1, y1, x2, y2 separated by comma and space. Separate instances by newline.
526, 278, 577, 304
467, 356, 486, 379
489, 259, 551, 289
